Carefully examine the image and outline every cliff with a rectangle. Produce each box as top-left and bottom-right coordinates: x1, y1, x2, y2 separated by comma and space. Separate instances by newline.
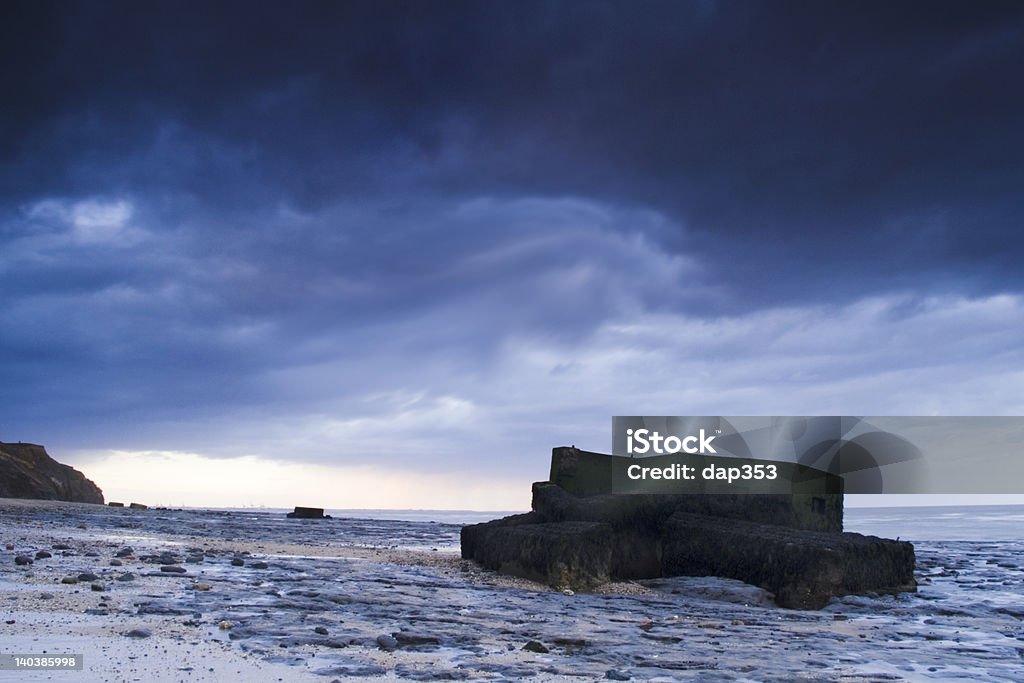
0, 442, 104, 504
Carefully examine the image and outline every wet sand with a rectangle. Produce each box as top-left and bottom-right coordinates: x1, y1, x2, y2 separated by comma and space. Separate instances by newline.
2, 499, 1022, 682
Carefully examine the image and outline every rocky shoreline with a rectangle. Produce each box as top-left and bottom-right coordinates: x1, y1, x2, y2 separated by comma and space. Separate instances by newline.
2, 499, 1020, 682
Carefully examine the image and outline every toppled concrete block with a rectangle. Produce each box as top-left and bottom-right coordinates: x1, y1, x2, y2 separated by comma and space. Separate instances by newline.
462, 447, 916, 609
661, 511, 916, 608
287, 506, 325, 519
461, 518, 612, 589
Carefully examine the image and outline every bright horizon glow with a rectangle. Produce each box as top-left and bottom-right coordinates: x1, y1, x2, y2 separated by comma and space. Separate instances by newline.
64, 449, 1024, 511
73, 450, 531, 511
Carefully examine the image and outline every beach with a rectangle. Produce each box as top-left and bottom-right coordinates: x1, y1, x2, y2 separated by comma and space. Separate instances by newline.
2, 499, 1022, 682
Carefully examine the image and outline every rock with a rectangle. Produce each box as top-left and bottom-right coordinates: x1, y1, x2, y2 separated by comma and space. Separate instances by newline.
249, 561, 269, 569
160, 565, 187, 573
90, 582, 105, 592
230, 557, 245, 566
0, 442, 104, 504
194, 583, 211, 591
125, 629, 151, 638
319, 666, 387, 677
4, 543, 12, 550
522, 640, 549, 653
606, 671, 631, 681
110, 559, 122, 566
286, 506, 325, 519
14, 555, 33, 565
78, 572, 99, 582
393, 631, 442, 647
35, 550, 52, 560
376, 634, 399, 651
52, 544, 72, 550
61, 576, 79, 584
314, 626, 329, 635
116, 573, 136, 582
38, 592, 55, 600
115, 547, 134, 558
129, 502, 148, 509
108, 502, 125, 507
218, 620, 234, 630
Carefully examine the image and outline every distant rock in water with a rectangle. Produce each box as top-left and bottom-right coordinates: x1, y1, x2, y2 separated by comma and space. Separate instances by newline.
287, 506, 325, 519
0, 442, 104, 504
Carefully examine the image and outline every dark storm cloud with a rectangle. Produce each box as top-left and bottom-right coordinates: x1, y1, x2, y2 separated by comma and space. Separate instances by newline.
2, 1, 1024, 470
5, 0, 1023, 279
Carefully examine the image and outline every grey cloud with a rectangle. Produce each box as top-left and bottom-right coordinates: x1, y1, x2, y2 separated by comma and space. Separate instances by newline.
2, 2, 1024, 481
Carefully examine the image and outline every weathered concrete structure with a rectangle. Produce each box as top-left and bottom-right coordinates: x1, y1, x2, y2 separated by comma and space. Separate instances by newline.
461, 447, 916, 609
287, 506, 326, 519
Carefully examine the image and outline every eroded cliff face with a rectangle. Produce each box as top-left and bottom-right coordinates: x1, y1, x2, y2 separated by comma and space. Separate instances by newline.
0, 442, 104, 504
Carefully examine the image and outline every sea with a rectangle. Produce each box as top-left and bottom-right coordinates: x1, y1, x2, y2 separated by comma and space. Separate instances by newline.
3, 503, 1022, 681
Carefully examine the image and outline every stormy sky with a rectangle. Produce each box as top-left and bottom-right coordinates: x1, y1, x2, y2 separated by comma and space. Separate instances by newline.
2, 1, 1023, 508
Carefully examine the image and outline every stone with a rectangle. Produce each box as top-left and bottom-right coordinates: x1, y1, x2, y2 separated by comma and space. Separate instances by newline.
90, 582, 105, 592
522, 640, 549, 653
61, 576, 79, 584
129, 502, 148, 510
230, 557, 245, 566
376, 634, 398, 651
116, 573, 136, 582
160, 565, 187, 573
0, 442, 104, 504
249, 561, 269, 569
14, 555, 33, 566
393, 631, 442, 647
115, 547, 134, 558
34, 550, 52, 560
78, 572, 99, 582
110, 559, 122, 566
125, 629, 151, 638
108, 502, 125, 507
286, 506, 325, 519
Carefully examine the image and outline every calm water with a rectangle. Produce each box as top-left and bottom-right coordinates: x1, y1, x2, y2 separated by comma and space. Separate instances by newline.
845, 504, 1024, 541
